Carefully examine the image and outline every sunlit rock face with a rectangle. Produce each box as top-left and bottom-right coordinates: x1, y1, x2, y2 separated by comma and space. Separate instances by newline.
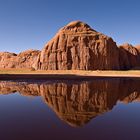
119, 44, 140, 70
0, 79, 140, 127
0, 52, 17, 68
0, 50, 40, 69
16, 50, 41, 69
0, 21, 140, 70
37, 21, 120, 70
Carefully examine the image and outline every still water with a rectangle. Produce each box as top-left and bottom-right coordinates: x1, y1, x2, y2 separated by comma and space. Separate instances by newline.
0, 78, 140, 140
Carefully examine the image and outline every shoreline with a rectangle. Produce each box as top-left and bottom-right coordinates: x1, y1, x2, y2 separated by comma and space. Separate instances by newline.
1, 73, 140, 81
0, 69, 140, 80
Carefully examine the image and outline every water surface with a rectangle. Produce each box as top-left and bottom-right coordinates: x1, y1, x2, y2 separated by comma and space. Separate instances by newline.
0, 78, 140, 140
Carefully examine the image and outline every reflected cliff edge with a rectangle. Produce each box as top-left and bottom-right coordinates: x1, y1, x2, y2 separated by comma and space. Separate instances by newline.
0, 79, 140, 127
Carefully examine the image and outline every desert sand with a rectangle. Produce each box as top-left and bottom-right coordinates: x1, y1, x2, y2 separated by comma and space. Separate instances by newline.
0, 69, 140, 80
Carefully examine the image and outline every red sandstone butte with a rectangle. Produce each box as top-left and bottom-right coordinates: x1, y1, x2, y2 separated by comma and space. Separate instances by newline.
0, 21, 140, 70
37, 21, 120, 70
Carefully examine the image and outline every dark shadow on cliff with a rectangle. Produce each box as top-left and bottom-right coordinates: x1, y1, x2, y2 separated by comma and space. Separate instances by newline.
119, 47, 140, 70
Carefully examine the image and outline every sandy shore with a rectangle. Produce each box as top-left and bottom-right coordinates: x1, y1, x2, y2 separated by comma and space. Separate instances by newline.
0, 69, 140, 80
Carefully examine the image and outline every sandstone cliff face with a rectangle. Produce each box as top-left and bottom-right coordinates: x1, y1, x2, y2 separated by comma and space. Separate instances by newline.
17, 50, 40, 69
119, 44, 140, 69
0, 50, 40, 69
37, 21, 120, 70
0, 21, 140, 70
135, 45, 140, 52
1, 79, 140, 127
0, 52, 17, 68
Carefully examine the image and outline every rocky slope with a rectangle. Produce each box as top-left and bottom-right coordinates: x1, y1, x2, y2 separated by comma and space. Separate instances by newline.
0, 21, 140, 70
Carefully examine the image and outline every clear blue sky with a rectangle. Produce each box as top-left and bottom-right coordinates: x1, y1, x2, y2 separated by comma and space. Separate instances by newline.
0, 0, 139, 53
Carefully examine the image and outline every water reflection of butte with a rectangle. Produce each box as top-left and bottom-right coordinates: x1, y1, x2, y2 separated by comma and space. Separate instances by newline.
0, 79, 140, 127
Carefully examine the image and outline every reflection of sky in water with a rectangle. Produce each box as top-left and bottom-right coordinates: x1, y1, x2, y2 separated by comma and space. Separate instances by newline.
0, 80, 140, 140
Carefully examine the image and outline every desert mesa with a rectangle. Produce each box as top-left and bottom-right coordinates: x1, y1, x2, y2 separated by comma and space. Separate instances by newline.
0, 21, 140, 70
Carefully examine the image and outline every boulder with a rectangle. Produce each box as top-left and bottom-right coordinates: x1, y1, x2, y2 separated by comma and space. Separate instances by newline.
38, 21, 120, 70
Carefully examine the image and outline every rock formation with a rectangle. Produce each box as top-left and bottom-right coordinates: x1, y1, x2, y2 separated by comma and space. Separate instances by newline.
16, 50, 40, 69
0, 52, 17, 68
1, 79, 140, 127
37, 21, 120, 70
0, 50, 40, 69
119, 43, 140, 69
0, 21, 140, 70
135, 45, 140, 52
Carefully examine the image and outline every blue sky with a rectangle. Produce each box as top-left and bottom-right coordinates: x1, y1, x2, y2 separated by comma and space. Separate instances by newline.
0, 0, 139, 53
